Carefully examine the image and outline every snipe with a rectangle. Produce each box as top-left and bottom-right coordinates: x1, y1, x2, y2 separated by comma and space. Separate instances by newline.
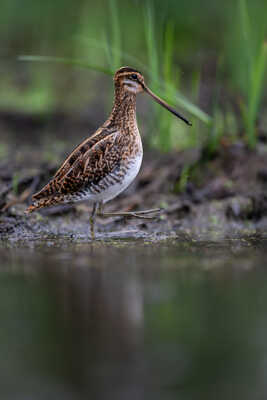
26, 67, 191, 238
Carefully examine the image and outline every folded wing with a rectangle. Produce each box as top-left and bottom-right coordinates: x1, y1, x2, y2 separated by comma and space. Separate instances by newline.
32, 128, 122, 201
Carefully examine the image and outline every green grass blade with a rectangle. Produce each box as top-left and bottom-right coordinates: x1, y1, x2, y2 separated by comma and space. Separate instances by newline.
239, 0, 253, 85
108, 0, 121, 69
144, 2, 159, 79
247, 41, 267, 147
75, 35, 149, 73
163, 21, 175, 84
159, 21, 176, 151
102, 31, 113, 69
249, 41, 267, 123
18, 55, 113, 75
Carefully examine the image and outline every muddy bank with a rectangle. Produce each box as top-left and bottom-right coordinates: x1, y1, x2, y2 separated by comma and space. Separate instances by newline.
1, 112, 267, 243
1, 197, 267, 244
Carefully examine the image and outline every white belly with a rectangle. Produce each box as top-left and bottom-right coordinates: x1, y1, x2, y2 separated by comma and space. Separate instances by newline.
86, 151, 143, 204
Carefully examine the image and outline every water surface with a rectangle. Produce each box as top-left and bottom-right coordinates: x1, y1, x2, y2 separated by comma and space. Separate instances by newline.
1, 238, 267, 399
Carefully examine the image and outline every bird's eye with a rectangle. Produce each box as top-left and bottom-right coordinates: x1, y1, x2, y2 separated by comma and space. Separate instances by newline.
131, 74, 138, 80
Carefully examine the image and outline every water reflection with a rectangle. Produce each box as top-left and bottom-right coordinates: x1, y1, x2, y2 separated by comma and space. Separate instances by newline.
0, 240, 267, 399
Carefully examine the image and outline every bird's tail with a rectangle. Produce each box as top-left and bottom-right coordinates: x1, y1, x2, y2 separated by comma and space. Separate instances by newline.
25, 195, 65, 214
25, 204, 38, 213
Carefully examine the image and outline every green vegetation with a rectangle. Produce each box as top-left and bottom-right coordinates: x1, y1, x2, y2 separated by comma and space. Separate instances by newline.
225, 0, 267, 148
237, 0, 267, 148
0, 0, 267, 153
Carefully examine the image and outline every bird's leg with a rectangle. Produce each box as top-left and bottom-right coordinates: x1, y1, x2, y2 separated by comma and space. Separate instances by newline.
98, 201, 104, 215
89, 202, 98, 239
98, 207, 163, 220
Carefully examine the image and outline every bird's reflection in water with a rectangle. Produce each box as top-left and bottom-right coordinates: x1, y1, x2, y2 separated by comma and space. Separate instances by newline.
0, 241, 267, 400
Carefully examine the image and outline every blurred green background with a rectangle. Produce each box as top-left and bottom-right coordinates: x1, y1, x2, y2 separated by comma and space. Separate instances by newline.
0, 0, 267, 152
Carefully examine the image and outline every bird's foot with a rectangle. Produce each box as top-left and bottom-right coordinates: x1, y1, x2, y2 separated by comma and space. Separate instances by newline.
98, 208, 163, 220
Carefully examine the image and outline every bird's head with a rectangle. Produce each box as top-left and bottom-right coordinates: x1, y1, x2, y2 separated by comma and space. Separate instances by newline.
114, 66, 192, 126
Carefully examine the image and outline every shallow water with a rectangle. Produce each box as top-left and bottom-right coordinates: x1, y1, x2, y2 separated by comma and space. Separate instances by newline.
1, 237, 267, 400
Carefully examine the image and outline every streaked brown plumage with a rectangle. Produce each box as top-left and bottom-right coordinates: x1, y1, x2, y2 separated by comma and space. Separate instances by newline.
26, 66, 191, 238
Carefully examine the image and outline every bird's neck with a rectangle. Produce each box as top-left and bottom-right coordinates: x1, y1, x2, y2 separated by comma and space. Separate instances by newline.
108, 84, 137, 129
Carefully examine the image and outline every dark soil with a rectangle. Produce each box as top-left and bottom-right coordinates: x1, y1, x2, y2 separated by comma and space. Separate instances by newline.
1, 110, 267, 242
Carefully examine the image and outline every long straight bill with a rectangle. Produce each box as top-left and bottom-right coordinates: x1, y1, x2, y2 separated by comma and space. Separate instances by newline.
144, 85, 192, 126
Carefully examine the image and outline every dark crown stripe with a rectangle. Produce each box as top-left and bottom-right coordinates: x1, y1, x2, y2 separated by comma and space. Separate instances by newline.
116, 67, 140, 74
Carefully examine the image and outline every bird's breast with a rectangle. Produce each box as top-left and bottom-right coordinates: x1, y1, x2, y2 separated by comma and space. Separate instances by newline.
88, 149, 143, 203
74, 127, 143, 204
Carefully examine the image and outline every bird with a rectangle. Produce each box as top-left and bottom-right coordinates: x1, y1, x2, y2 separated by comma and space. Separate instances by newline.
26, 66, 191, 238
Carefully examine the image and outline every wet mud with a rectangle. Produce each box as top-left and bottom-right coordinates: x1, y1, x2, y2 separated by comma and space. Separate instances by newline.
1, 113, 267, 245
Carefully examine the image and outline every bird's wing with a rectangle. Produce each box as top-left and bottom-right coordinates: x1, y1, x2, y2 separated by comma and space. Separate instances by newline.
32, 128, 125, 201
52, 126, 116, 181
